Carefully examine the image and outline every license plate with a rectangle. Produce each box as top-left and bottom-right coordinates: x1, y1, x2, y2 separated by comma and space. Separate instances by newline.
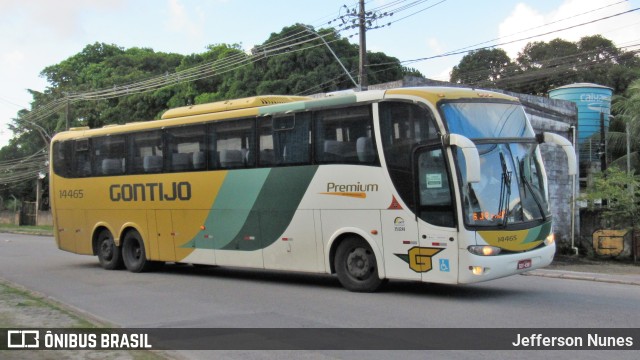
517, 259, 532, 270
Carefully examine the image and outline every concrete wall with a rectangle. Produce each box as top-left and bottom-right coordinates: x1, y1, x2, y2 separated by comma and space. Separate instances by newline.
0, 211, 19, 225
0, 210, 52, 226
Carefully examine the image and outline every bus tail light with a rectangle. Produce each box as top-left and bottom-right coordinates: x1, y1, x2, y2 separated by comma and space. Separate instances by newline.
468, 245, 501, 256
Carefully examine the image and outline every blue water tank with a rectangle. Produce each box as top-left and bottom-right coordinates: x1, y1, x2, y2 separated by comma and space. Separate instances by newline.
549, 83, 613, 161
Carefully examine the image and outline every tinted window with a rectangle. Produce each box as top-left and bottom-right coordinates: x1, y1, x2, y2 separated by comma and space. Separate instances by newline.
74, 139, 92, 177
417, 148, 455, 227
209, 119, 255, 169
52, 141, 72, 178
379, 101, 439, 210
258, 117, 276, 167
167, 125, 206, 172
128, 131, 163, 174
314, 105, 377, 165
259, 113, 311, 166
93, 135, 126, 176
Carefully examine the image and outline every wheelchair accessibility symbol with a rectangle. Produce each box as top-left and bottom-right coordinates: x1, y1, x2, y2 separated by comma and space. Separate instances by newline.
439, 259, 450, 272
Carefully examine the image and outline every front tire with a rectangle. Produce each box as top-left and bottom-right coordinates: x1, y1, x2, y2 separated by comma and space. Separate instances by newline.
96, 229, 123, 270
122, 230, 154, 272
335, 237, 384, 292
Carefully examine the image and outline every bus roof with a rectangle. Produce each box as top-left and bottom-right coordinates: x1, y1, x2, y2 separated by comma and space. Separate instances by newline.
385, 86, 517, 104
51, 87, 518, 142
161, 95, 310, 119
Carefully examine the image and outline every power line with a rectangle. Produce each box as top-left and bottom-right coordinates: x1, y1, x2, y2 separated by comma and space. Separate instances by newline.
10, 2, 640, 153
373, 6, 640, 67
15, 1, 446, 127
438, 0, 630, 57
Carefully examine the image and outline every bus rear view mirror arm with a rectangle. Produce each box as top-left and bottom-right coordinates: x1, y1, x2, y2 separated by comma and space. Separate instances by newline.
445, 134, 480, 184
537, 132, 577, 176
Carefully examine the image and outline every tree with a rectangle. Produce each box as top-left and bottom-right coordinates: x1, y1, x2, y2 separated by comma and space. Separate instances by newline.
511, 38, 579, 95
36, 43, 184, 130
450, 35, 640, 96
610, 78, 640, 174
581, 167, 640, 261
1, 23, 409, 203
450, 48, 514, 87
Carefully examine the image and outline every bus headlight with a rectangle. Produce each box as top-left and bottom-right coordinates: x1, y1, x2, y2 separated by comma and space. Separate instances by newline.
470, 266, 486, 275
544, 232, 555, 246
468, 245, 501, 256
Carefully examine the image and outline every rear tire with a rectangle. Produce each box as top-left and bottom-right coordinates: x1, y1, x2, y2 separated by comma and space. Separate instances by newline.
335, 236, 384, 292
96, 229, 123, 270
122, 230, 154, 272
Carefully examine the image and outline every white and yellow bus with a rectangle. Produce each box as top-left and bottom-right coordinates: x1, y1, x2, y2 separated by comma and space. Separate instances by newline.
50, 87, 576, 292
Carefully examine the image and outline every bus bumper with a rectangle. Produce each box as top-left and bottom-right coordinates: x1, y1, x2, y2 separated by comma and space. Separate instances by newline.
457, 243, 555, 284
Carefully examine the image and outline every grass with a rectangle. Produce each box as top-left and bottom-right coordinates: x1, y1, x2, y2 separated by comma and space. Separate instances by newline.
0, 281, 167, 359
0, 282, 95, 328
0, 224, 53, 236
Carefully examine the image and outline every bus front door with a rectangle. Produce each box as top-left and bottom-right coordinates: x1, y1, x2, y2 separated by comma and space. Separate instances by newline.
415, 147, 458, 283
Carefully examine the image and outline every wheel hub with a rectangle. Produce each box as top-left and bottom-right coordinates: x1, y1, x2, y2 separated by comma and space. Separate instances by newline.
347, 248, 370, 279
100, 240, 113, 259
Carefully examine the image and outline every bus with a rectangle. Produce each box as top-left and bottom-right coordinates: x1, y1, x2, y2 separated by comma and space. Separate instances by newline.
50, 87, 576, 292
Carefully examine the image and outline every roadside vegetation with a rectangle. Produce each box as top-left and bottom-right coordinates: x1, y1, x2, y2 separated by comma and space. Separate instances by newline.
0, 280, 166, 359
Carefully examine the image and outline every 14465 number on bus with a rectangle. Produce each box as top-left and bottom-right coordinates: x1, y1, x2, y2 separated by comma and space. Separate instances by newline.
59, 189, 84, 199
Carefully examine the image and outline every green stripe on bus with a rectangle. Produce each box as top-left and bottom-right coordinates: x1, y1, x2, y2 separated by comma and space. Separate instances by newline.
522, 221, 552, 244
181, 169, 270, 250
221, 166, 318, 251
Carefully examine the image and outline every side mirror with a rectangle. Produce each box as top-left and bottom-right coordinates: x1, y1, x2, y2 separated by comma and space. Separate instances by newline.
445, 134, 480, 183
537, 132, 577, 176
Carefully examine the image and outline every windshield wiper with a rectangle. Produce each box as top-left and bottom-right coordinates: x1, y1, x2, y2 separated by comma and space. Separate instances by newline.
497, 152, 512, 227
519, 159, 548, 222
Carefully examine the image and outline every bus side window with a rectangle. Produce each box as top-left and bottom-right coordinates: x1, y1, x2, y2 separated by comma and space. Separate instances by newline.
258, 117, 276, 167
314, 105, 377, 165
379, 101, 439, 210
93, 135, 126, 176
128, 130, 163, 174
166, 124, 205, 172
275, 112, 311, 166
73, 139, 92, 177
209, 118, 255, 170
52, 141, 73, 178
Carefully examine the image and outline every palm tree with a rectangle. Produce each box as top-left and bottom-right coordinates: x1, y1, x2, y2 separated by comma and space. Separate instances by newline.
610, 79, 640, 174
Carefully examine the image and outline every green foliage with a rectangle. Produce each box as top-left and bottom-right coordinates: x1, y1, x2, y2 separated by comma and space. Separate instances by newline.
580, 167, 640, 231
451, 48, 514, 87
1, 24, 409, 202
609, 78, 640, 174
450, 35, 640, 96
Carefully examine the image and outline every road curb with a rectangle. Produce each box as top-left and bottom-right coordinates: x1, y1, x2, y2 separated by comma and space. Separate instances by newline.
523, 269, 640, 286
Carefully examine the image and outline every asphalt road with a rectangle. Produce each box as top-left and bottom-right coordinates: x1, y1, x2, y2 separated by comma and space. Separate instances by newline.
1, 233, 639, 360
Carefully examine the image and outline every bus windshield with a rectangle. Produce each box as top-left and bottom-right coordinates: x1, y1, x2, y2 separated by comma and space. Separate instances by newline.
440, 102, 549, 227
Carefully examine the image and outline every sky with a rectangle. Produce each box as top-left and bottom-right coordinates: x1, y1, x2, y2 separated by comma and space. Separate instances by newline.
1, 0, 639, 147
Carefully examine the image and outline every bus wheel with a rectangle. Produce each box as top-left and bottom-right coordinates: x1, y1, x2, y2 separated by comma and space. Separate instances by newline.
96, 229, 123, 270
122, 230, 153, 273
335, 236, 384, 292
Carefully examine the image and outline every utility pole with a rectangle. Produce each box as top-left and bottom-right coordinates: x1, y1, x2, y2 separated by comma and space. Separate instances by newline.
338, 1, 391, 91
358, 0, 368, 91
600, 112, 607, 172
65, 96, 70, 130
